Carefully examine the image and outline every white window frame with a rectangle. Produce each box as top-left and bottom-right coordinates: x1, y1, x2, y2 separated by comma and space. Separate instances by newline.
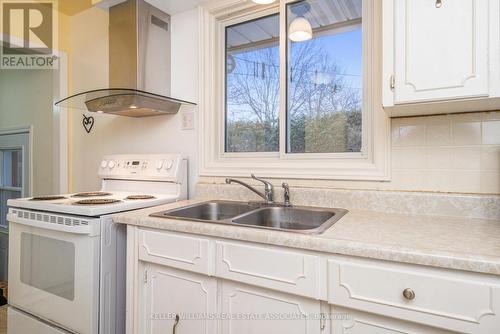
199, 0, 390, 180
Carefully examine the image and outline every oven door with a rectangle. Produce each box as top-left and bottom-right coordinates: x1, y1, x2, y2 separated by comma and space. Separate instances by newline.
8, 209, 100, 334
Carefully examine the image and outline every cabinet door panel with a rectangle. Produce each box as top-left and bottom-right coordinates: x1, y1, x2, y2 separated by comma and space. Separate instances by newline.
140, 263, 217, 334
138, 229, 210, 274
394, 0, 489, 103
331, 306, 459, 334
220, 281, 321, 334
215, 240, 321, 299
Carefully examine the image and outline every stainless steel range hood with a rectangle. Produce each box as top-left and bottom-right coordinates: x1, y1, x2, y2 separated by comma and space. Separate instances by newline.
55, 0, 195, 117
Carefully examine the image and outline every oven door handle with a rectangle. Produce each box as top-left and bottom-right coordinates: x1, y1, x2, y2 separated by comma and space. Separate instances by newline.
7, 213, 94, 235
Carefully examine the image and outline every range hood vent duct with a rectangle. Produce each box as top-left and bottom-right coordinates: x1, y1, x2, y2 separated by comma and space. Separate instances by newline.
55, 0, 195, 117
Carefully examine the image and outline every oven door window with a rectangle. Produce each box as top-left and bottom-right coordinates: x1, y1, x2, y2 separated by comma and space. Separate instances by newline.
20, 232, 75, 301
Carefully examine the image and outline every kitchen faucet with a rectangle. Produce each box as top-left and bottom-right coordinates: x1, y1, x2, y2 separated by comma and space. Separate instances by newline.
226, 174, 274, 204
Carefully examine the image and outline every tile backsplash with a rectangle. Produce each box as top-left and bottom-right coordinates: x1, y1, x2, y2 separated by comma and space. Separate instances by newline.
391, 112, 500, 194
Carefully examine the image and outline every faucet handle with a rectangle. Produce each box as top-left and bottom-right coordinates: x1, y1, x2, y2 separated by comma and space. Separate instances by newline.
251, 174, 273, 190
282, 183, 291, 206
250, 174, 274, 203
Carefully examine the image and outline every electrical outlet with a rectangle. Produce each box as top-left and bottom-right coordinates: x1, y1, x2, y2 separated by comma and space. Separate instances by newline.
181, 111, 195, 130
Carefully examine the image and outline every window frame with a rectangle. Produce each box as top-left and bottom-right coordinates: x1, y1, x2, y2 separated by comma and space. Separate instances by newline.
199, 0, 390, 180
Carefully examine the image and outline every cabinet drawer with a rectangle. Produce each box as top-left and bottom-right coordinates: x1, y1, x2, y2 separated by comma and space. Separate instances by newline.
138, 229, 210, 275
215, 241, 321, 299
328, 259, 500, 332
331, 306, 458, 334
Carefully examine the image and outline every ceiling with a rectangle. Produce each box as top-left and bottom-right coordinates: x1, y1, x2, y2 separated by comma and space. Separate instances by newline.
145, 0, 211, 15
227, 0, 362, 51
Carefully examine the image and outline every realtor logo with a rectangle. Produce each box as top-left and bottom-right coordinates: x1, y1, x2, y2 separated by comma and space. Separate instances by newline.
1, 0, 58, 69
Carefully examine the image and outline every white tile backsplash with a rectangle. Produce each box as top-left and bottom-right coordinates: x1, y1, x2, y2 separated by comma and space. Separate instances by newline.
480, 147, 500, 170
393, 121, 427, 147
480, 172, 500, 194
482, 120, 500, 145
451, 147, 481, 170
391, 111, 500, 194
426, 148, 452, 169
425, 115, 452, 146
425, 170, 453, 191
452, 120, 482, 145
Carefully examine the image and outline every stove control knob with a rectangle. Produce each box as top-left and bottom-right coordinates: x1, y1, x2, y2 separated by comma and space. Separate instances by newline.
156, 160, 164, 170
164, 160, 174, 170
101, 160, 108, 169
108, 161, 116, 169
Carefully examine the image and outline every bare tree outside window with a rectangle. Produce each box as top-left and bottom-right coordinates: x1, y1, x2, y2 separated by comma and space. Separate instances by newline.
225, 0, 363, 154
226, 15, 280, 152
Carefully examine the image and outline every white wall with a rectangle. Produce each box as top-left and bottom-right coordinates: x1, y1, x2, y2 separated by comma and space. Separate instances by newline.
69, 8, 199, 196
68, 6, 499, 196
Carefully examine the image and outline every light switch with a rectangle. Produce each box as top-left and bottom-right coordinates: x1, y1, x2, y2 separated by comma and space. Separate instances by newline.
181, 111, 195, 130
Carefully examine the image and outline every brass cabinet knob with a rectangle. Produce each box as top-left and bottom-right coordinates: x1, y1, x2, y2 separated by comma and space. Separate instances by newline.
403, 288, 416, 300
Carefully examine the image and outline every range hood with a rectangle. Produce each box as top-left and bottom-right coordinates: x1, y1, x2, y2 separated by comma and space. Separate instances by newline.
55, 0, 195, 117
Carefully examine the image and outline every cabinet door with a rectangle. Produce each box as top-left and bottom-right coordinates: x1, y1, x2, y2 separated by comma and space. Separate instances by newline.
221, 280, 322, 334
331, 306, 459, 334
393, 0, 489, 104
139, 263, 217, 334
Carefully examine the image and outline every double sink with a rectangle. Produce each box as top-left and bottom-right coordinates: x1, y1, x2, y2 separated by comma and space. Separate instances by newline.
151, 200, 348, 234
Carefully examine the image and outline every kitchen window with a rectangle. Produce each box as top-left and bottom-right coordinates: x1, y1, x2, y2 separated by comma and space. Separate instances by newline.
286, 0, 362, 154
225, 14, 280, 153
200, 0, 389, 180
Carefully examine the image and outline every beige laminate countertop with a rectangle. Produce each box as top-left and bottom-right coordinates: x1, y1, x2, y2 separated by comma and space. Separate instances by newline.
113, 199, 500, 276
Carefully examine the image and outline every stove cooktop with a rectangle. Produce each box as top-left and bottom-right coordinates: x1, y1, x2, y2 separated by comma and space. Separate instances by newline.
9, 191, 180, 217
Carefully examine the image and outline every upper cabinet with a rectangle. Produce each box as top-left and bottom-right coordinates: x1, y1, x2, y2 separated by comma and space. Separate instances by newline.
395, 0, 489, 103
383, 0, 500, 116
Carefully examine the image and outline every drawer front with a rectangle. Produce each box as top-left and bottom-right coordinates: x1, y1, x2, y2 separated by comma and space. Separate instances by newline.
328, 259, 500, 332
331, 306, 459, 334
215, 241, 321, 299
138, 229, 210, 275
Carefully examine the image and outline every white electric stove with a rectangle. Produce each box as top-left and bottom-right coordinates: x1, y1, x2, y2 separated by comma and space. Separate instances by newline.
6, 154, 187, 334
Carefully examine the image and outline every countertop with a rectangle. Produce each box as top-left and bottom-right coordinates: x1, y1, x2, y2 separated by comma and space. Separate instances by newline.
113, 199, 500, 276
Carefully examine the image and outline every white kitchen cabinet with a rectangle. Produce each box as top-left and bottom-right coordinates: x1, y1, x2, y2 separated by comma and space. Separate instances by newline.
327, 257, 500, 334
382, 0, 500, 115
138, 263, 217, 334
330, 306, 459, 334
220, 280, 323, 334
126, 227, 500, 334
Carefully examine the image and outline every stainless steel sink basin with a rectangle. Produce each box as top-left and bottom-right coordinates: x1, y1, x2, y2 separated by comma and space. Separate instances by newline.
150, 200, 348, 234
151, 201, 255, 221
232, 206, 347, 234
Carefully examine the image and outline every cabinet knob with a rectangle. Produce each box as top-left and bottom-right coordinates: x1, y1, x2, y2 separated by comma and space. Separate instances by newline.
172, 314, 180, 334
403, 288, 416, 300
435, 0, 442, 8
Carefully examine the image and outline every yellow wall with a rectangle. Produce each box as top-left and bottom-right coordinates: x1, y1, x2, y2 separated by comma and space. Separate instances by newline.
0, 70, 55, 196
